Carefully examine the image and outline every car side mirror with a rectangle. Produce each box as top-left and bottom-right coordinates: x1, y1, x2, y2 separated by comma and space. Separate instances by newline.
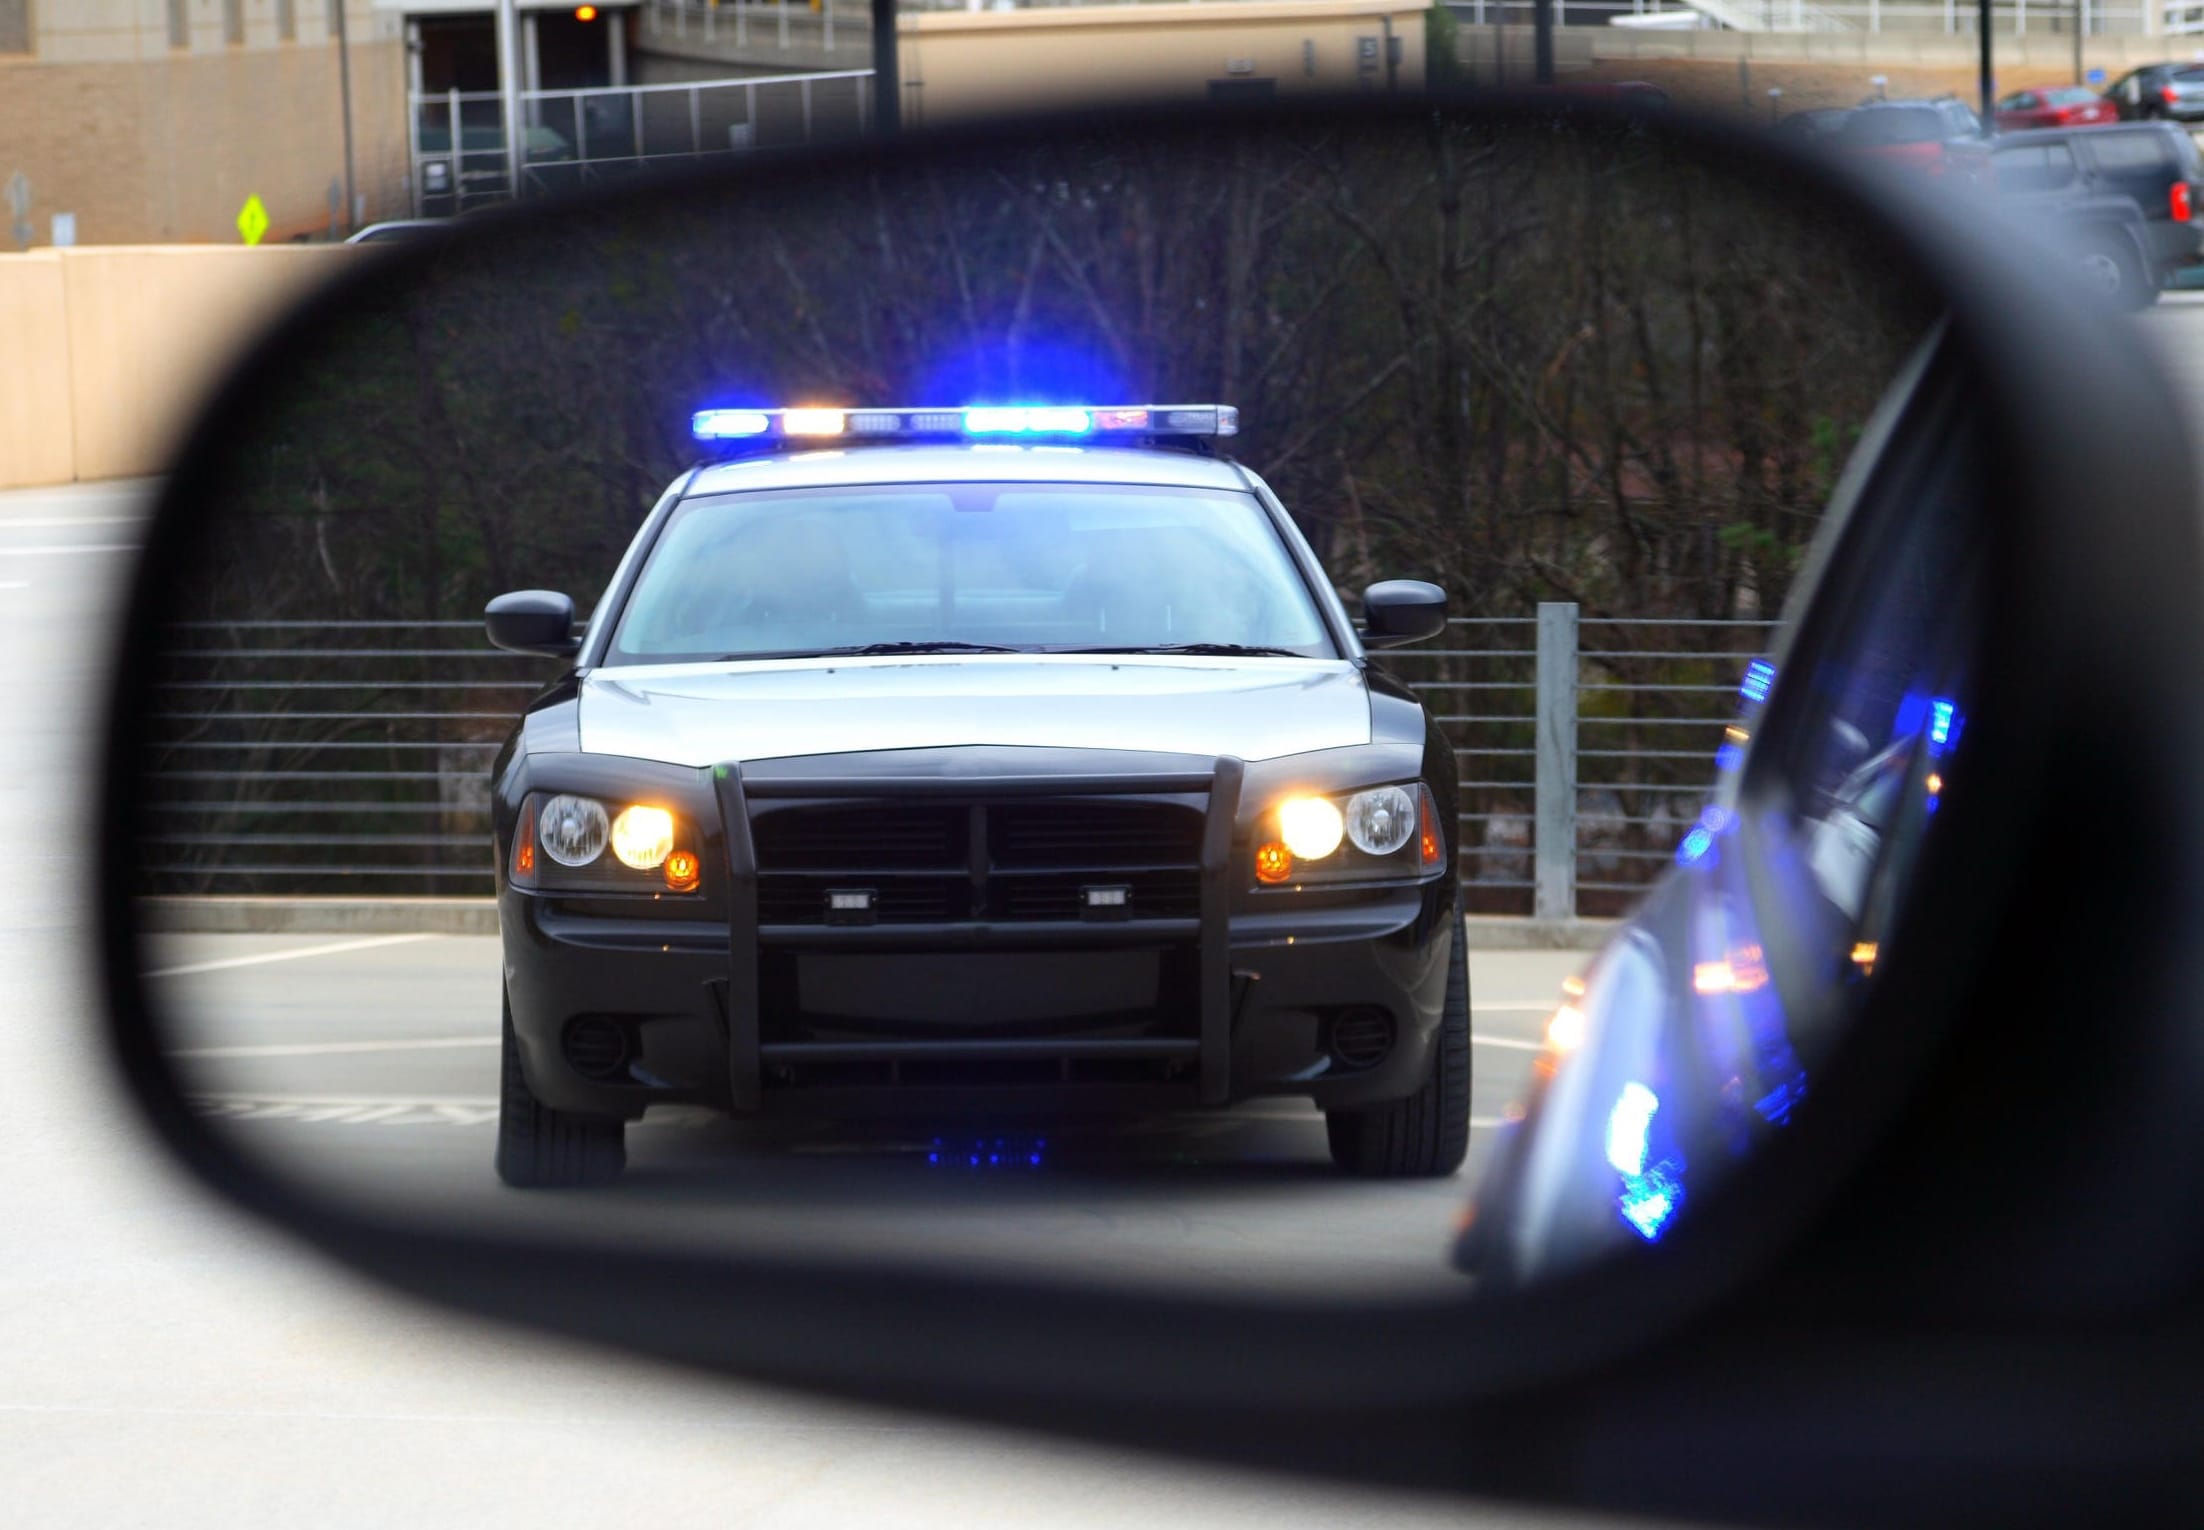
1360, 580, 1448, 648
485, 590, 580, 658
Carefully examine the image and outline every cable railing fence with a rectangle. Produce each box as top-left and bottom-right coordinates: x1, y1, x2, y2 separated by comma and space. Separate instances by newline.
146, 603, 1771, 924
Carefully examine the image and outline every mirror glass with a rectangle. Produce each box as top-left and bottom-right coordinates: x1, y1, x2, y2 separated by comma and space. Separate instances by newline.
129, 108, 1949, 1300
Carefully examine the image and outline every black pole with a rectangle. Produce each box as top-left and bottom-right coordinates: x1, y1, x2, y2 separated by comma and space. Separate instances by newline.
872, 0, 899, 135
1978, 0, 1994, 134
336, 0, 357, 232
1534, 0, 1554, 86
2074, 0, 2084, 92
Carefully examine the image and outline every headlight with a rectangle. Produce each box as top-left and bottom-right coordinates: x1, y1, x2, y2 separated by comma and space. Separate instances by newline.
513, 791, 705, 894
1255, 782, 1444, 886
539, 794, 609, 866
610, 804, 675, 870
1277, 796, 1346, 859
1345, 786, 1416, 855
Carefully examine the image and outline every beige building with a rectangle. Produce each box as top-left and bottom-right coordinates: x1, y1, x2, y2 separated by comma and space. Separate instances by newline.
0, 1, 420, 246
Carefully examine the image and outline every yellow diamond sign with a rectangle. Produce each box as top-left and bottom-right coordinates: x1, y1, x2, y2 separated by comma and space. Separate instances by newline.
236, 194, 269, 247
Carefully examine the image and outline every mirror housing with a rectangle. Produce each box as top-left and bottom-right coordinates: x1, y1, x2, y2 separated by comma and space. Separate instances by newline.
1361, 580, 1448, 648
485, 590, 580, 658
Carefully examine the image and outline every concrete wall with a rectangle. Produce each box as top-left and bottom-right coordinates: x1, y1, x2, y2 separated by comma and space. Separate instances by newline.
900, 0, 1430, 123
0, 0, 412, 247
0, 244, 353, 489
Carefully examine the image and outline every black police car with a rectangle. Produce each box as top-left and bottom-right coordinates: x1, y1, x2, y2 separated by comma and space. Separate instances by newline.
483, 404, 1468, 1187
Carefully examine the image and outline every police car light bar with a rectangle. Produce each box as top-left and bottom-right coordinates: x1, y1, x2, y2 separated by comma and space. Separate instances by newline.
691, 404, 1239, 443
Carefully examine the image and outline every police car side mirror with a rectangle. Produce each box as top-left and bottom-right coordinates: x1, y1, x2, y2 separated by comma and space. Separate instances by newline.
485, 590, 580, 659
90, 94, 2204, 1522
1359, 580, 1448, 649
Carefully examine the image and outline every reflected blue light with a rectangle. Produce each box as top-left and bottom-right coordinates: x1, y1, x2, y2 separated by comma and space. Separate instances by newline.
1608, 1081, 1685, 1240
1740, 659, 1776, 704
926, 1134, 1048, 1170
1675, 805, 1732, 868
1714, 742, 1743, 772
1755, 1077, 1806, 1126
1619, 1162, 1683, 1241
1606, 1082, 1659, 1176
1927, 697, 1963, 759
692, 408, 771, 439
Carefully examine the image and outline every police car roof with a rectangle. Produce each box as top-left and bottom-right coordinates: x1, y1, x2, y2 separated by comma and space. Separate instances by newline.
685, 442, 1250, 498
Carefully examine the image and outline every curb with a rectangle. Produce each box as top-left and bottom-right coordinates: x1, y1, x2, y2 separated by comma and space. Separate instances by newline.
140, 898, 1623, 950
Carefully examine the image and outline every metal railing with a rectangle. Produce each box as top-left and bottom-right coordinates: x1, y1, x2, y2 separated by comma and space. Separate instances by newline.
407, 71, 874, 217
145, 603, 1768, 923
645, 0, 868, 53
1455, 0, 2154, 30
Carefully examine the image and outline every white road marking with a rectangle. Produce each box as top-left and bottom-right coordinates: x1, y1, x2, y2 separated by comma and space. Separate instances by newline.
0, 581, 27, 590
170, 1035, 494, 1059
144, 932, 436, 978
0, 543, 136, 555
1471, 1001, 1554, 1013
1470, 1032, 1543, 1051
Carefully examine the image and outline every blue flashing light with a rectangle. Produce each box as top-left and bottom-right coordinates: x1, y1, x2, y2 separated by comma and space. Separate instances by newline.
692, 408, 771, 440
1714, 742, 1744, 773
962, 406, 1094, 435
1676, 826, 1715, 868
1740, 659, 1776, 705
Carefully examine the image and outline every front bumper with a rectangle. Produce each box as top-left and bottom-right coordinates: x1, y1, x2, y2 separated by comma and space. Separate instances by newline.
501, 754, 1456, 1121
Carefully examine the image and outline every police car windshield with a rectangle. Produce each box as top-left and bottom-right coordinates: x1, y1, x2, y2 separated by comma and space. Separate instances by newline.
605, 481, 1338, 664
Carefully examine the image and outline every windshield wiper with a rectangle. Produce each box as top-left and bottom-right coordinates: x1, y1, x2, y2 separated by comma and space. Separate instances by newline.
1052, 642, 1307, 658
709, 641, 1026, 661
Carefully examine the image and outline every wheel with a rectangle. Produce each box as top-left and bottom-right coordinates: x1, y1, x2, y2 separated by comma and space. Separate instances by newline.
495, 994, 626, 1188
2076, 235, 2155, 312
1325, 916, 1471, 1178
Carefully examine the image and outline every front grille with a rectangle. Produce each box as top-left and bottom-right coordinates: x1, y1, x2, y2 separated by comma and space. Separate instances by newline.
752, 795, 1205, 927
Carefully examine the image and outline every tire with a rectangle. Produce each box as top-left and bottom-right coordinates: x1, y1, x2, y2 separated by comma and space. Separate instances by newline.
1325, 916, 1471, 1178
495, 995, 626, 1188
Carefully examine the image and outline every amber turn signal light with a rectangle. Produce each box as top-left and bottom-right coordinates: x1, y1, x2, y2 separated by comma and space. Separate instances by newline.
664, 849, 701, 893
1416, 782, 1443, 870
1254, 841, 1293, 884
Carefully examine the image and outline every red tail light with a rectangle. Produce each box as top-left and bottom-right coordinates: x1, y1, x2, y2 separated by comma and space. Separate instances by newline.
2175, 182, 2194, 222
2163, 85, 2181, 106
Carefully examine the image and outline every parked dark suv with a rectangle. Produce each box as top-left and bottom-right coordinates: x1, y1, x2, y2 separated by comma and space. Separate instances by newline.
1990, 123, 2204, 283
2105, 62, 2204, 122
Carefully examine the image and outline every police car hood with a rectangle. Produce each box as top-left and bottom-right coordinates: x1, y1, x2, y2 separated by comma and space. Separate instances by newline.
578, 654, 1371, 767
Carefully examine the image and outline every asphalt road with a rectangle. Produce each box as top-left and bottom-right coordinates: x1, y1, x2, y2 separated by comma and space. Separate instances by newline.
151, 929, 1579, 1296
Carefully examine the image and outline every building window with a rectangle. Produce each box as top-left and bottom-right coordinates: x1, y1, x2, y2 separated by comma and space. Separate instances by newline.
278, 0, 294, 41
166, 0, 187, 48
0, 0, 28, 57
223, 0, 242, 45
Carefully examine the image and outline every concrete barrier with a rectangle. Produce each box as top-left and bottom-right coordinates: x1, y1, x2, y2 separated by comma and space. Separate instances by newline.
139, 896, 1620, 948
1, 244, 356, 490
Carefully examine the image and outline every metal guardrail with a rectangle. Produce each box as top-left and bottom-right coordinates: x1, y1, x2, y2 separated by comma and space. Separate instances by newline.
407, 71, 874, 217
645, 0, 868, 52
145, 603, 1767, 921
